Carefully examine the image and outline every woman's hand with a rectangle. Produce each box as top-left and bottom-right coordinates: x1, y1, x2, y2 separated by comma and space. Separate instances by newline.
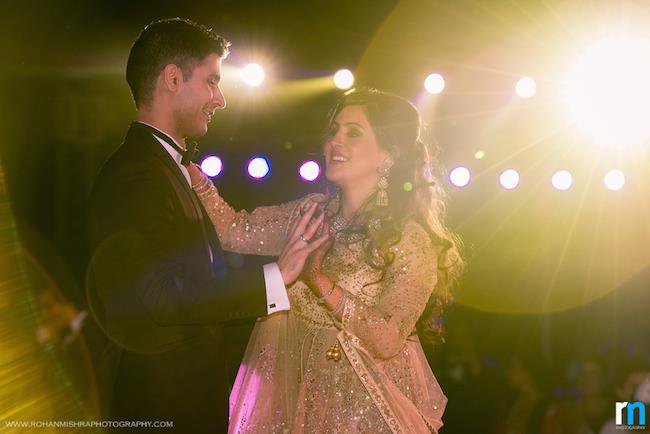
301, 219, 333, 293
277, 202, 330, 286
185, 162, 205, 187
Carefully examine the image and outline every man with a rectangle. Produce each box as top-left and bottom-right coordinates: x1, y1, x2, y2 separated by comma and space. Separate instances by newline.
87, 18, 326, 432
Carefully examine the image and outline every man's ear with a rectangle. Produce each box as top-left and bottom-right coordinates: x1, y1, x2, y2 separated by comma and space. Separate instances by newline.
161, 64, 183, 92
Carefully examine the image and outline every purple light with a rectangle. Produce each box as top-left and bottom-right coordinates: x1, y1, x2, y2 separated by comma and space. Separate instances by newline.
200, 155, 223, 178
299, 160, 320, 182
449, 166, 471, 188
247, 157, 270, 179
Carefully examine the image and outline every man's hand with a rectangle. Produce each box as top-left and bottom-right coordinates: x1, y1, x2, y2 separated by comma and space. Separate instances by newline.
277, 202, 330, 286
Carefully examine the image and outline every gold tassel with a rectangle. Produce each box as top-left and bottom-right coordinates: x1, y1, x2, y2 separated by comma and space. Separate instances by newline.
325, 342, 342, 362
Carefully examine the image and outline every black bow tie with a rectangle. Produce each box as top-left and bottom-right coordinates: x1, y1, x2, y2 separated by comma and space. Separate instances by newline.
179, 141, 199, 165
156, 135, 199, 165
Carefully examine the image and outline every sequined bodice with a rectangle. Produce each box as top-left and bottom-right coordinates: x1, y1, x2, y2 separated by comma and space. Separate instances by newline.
288, 239, 382, 329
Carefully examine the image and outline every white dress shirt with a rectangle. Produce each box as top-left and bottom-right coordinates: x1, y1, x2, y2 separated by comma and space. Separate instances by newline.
136, 121, 290, 315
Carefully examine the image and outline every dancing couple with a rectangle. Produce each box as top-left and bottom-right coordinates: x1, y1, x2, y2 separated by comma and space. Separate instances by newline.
87, 17, 462, 434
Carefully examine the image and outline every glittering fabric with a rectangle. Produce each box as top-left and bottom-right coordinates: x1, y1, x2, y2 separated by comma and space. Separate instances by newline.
196, 181, 447, 434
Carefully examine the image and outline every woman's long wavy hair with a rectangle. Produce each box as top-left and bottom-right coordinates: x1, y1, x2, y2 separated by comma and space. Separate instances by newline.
324, 88, 464, 344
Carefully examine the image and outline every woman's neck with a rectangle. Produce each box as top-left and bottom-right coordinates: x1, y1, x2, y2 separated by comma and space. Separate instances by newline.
339, 184, 376, 220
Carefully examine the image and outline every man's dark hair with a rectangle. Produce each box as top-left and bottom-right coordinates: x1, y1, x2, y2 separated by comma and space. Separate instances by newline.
126, 18, 230, 109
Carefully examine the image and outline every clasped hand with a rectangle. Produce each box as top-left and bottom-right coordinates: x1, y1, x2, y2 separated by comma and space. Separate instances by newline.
186, 162, 331, 288
277, 201, 332, 286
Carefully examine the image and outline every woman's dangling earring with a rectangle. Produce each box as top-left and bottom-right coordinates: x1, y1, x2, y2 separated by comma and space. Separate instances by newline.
376, 155, 393, 207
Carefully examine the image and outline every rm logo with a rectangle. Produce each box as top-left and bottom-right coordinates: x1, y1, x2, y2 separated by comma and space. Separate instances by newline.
616, 401, 647, 428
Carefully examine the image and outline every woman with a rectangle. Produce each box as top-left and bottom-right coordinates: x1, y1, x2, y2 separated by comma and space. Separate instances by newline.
190, 88, 463, 433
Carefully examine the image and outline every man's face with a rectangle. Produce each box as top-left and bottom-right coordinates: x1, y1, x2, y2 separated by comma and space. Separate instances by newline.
174, 53, 226, 139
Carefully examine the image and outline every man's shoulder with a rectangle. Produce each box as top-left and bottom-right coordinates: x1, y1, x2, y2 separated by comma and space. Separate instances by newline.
94, 145, 142, 184
97, 127, 168, 176
91, 140, 168, 202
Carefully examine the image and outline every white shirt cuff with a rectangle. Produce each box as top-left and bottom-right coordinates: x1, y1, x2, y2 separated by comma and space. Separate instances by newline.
263, 262, 290, 314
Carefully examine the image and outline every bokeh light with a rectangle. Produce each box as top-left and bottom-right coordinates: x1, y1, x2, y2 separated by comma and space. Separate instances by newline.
499, 169, 520, 190
247, 156, 270, 179
298, 160, 320, 182
603, 169, 625, 191
241, 63, 265, 87
449, 166, 471, 188
515, 76, 537, 98
474, 150, 486, 160
424, 73, 445, 94
564, 35, 650, 148
200, 155, 223, 178
551, 170, 573, 191
333, 69, 354, 89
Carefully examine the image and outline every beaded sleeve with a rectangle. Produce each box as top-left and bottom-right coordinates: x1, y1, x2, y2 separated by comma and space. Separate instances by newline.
341, 221, 438, 359
193, 175, 313, 256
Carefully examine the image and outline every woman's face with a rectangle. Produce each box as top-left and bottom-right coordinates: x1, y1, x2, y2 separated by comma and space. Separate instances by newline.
323, 105, 389, 189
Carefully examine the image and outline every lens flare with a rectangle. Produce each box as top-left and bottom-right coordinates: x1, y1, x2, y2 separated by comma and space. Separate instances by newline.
241, 63, 265, 87
516, 77, 536, 98
499, 169, 520, 190
200, 156, 223, 178
424, 73, 445, 94
298, 160, 320, 182
449, 166, 471, 188
551, 170, 573, 191
333, 69, 354, 90
247, 157, 270, 179
603, 169, 625, 191
564, 36, 650, 148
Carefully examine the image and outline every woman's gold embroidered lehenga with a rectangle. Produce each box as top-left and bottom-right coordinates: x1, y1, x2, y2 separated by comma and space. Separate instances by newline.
196, 184, 447, 434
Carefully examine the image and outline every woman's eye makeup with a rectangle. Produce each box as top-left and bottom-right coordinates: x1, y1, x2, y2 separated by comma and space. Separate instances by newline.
347, 127, 362, 138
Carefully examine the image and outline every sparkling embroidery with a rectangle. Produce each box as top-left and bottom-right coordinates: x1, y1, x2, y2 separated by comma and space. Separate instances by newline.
194, 180, 446, 433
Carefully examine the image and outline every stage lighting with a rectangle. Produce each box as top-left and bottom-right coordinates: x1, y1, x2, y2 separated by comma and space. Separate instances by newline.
499, 169, 520, 190
449, 166, 471, 188
551, 170, 573, 191
247, 157, 270, 179
516, 77, 536, 98
200, 155, 223, 178
333, 69, 354, 89
603, 169, 625, 191
474, 150, 486, 160
241, 63, 265, 87
299, 160, 320, 182
424, 73, 445, 94
564, 35, 650, 148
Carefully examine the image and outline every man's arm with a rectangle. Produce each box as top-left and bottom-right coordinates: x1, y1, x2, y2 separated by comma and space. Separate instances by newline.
88, 165, 328, 326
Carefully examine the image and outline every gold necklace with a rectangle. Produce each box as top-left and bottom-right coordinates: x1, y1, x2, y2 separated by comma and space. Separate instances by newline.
330, 213, 366, 244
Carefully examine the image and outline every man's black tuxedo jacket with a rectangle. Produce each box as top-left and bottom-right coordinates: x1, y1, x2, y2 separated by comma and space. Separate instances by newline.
87, 122, 268, 432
